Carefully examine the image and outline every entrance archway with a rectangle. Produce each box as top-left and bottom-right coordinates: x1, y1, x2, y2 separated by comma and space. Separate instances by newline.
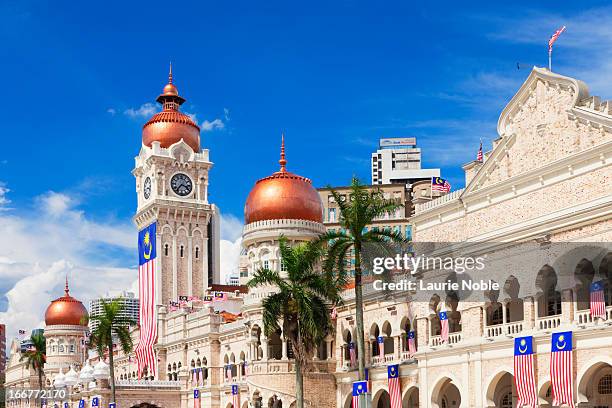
372, 389, 391, 408
403, 386, 419, 408
577, 361, 612, 405
485, 371, 515, 408
432, 377, 462, 408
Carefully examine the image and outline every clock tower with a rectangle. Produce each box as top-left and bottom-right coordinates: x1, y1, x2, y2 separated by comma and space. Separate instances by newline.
132, 66, 220, 307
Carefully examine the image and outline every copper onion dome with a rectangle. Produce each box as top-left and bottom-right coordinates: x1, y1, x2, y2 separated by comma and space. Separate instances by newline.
244, 135, 323, 224
44, 277, 89, 326
142, 64, 201, 152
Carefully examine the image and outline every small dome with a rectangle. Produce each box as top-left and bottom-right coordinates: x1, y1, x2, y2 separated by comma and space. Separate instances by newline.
79, 360, 94, 382
64, 366, 79, 387
141, 65, 201, 152
44, 278, 89, 327
244, 136, 323, 224
54, 367, 65, 388
162, 83, 178, 96
93, 360, 110, 380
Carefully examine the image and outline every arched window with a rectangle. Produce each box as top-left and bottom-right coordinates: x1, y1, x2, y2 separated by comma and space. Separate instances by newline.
195, 247, 199, 259
180, 246, 184, 258
598, 374, 612, 394
500, 392, 512, 408
164, 244, 169, 256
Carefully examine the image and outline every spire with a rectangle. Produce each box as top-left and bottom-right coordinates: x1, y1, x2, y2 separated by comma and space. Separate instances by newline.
65, 275, 70, 296
279, 133, 287, 172
157, 64, 184, 107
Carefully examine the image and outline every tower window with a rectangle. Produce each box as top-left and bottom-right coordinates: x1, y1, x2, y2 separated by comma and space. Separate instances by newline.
599, 374, 612, 394
195, 247, 200, 259
263, 260, 270, 270
164, 244, 169, 256
180, 245, 184, 258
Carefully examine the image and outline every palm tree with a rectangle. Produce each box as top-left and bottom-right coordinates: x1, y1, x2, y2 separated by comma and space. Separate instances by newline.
247, 236, 343, 408
19, 332, 46, 391
317, 177, 406, 385
87, 299, 135, 404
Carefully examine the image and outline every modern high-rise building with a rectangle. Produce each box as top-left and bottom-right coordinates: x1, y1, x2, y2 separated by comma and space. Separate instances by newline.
88, 291, 139, 333
371, 137, 440, 186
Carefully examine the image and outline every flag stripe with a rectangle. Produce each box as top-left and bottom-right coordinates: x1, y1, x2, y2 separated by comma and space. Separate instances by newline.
514, 355, 537, 407
590, 285, 606, 319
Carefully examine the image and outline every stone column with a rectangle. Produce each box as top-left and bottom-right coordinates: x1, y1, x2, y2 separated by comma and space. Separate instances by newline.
187, 236, 193, 296
281, 340, 288, 360
172, 235, 178, 300
325, 338, 333, 361
202, 237, 209, 292
561, 289, 574, 323
262, 339, 269, 361
416, 317, 429, 348
502, 301, 508, 324
395, 335, 402, 359
524, 296, 536, 330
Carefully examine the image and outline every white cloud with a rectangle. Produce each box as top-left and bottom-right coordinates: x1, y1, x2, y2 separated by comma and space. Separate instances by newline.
220, 238, 242, 285
0, 184, 136, 352
107, 108, 116, 116
124, 103, 158, 119
201, 118, 225, 132
0, 183, 10, 208
488, 6, 612, 97
38, 191, 74, 217
223, 108, 230, 122
219, 213, 243, 242
218, 213, 243, 285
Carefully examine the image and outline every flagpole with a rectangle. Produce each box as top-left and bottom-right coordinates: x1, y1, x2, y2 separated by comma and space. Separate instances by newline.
549, 48, 552, 71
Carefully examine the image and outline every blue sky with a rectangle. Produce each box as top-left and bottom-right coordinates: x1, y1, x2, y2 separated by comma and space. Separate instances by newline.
1, 1, 612, 337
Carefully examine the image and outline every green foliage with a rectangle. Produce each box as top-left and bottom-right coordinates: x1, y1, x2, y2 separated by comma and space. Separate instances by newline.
316, 177, 408, 381
247, 236, 341, 367
19, 332, 46, 390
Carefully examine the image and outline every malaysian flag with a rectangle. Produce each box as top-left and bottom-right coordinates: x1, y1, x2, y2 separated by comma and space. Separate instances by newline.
198, 368, 204, 387
551, 331, 575, 407
352, 380, 368, 408
135, 222, 158, 379
194, 389, 201, 408
514, 336, 538, 407
407, 331, 416, 357
91, 397, 99, 407
387, 364, 402, 408
214, 292, 227, 301
349, 342, 357, 367
226, 365, 233, 382
431, 177, 451, 193
232, 384, 240, 408
192, 368, 197, 387
590, 280, 607, 319
439, 311, 449, 343
377, 336, 385, 357
78, 400, 85, 408
548, 26, 566, 51
41, 400, 47, 408
477, 140, 483, 162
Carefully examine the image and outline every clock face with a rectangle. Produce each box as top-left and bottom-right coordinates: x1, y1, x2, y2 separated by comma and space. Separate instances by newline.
170, 173, 193, 196
143, 177, 152, 199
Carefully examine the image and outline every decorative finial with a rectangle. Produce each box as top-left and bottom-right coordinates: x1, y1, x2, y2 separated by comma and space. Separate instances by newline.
279, 133, 287, 172
65, 275, 70, 296
168, 62, 173, 84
